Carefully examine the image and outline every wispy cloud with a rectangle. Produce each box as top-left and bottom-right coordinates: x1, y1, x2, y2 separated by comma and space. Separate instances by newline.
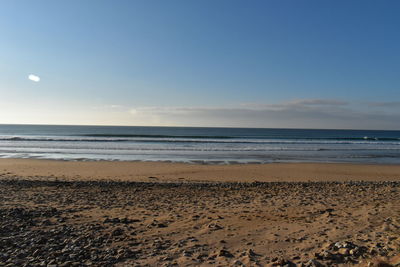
91, 104, 128, 111
366, 101, 400, 108
241, 99, 348, 110
125, 99, 400, 129
285, 99, 348, 106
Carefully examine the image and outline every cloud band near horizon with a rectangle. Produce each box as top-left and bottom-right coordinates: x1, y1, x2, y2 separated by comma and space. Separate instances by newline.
1, 98, 400, 130
120, 99, 400, 130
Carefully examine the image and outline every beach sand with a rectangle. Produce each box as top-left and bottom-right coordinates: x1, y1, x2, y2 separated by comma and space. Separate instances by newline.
1, 159, 400, 182
1, 159, 400, 266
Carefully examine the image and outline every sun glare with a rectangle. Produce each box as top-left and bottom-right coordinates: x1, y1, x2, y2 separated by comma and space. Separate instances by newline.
28, 74, 40, 82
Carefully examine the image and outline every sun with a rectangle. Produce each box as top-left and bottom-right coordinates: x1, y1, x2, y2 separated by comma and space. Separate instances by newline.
28, 74, 40, 82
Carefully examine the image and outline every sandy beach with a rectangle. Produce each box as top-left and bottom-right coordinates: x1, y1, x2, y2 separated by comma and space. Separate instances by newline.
1, 159, 400, 266
1, 159, 400, 182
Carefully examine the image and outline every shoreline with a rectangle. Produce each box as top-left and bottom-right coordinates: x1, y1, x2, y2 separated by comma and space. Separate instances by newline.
0, 158, 399, 183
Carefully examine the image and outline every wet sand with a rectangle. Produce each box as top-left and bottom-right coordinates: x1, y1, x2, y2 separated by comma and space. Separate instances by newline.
0, 159, 400, 266
1, 159, 400, 182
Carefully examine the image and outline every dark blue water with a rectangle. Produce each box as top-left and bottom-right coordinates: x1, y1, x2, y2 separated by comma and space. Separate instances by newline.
0, 124, 400, 164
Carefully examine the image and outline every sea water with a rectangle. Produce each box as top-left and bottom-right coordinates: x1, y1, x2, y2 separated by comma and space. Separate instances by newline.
0, 124, 400, 164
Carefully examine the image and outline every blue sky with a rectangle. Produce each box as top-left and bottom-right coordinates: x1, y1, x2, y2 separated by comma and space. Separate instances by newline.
1, 0, 400, 129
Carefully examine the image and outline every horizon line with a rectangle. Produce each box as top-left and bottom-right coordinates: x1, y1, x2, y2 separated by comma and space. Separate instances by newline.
0, 123, 399, 132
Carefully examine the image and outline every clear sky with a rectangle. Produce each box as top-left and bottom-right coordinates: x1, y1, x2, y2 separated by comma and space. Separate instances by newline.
1, 0, 400, 129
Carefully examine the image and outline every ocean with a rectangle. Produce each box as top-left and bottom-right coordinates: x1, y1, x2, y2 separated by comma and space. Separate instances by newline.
0, 124, 399, 164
